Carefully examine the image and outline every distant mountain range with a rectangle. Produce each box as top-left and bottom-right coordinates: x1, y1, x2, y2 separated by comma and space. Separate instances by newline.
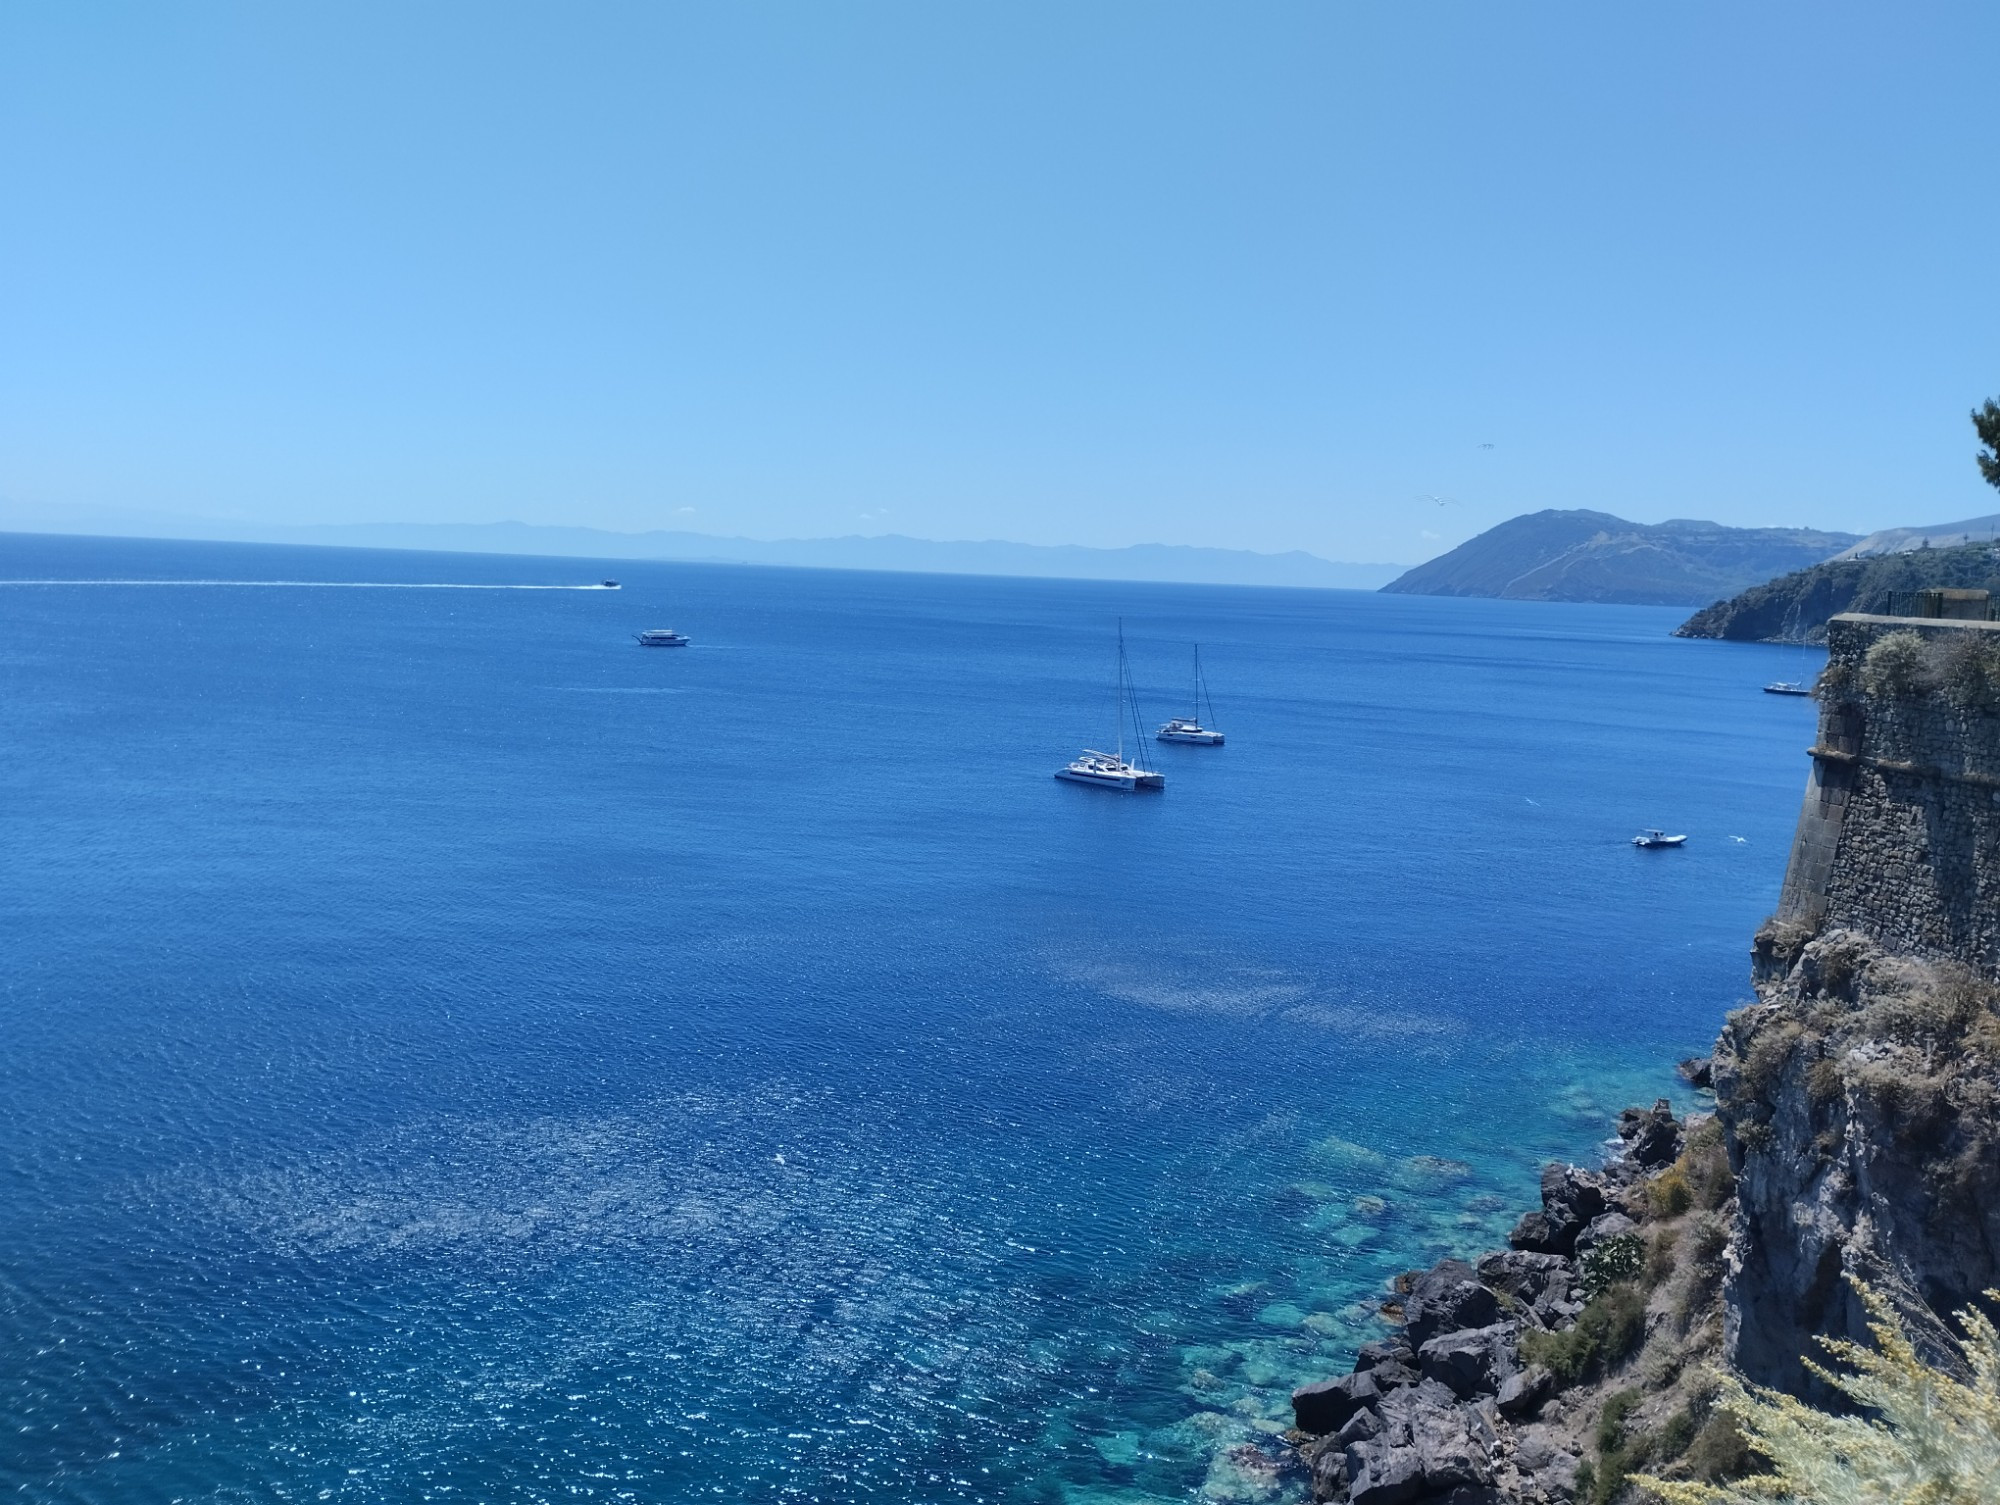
1675, 534, 2000, 643
0, 502, 1405, 591
1379, 509, 1861, 606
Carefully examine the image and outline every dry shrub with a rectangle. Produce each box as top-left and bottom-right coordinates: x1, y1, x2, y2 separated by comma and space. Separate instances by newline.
1861, 629, 1933, 698
1650, 1167, 1694, 1220
1936, 632, 2000, 709
1807, 1056, 1845, 1107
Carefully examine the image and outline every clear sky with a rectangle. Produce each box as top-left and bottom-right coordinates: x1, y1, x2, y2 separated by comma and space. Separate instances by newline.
2, 2, 1996, 564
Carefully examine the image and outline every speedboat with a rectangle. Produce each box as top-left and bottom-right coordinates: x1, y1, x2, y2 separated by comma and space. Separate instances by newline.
1763, 681, 1811, 696
1632, 829, 1688, 848
1055, 750, 1166, 790
1057, 623, 1165, 791
602, 579, 620, 588
1157, 644, 1224, 744
636, 628, 690, 647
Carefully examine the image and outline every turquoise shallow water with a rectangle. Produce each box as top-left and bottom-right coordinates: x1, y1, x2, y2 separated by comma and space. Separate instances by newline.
0, 532, 1818, 1503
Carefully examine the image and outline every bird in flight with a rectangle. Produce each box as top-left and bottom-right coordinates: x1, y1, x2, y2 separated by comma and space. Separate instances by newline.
1478, 442, 1495, 449
1424, 495, 1461, 507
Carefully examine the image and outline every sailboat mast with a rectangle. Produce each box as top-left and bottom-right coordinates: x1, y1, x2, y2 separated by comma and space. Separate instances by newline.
1115, 620, 1126, 762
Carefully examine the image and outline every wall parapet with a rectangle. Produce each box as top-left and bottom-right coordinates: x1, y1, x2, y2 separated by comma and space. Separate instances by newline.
1772, 613, 2000, 975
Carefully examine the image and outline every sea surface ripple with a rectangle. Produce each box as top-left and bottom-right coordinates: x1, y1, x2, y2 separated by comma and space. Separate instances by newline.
0, 532, 1819, 1503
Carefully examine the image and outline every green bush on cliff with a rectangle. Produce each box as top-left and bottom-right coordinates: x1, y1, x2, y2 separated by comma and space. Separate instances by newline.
1522, 1280, 1649, 1384
1636, 1279, 2000, 1505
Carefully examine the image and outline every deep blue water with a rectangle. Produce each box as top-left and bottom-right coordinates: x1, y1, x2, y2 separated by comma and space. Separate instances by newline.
0, 532, 1819, 1504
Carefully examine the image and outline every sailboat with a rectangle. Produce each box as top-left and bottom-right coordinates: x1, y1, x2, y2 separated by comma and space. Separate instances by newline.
1157, 644, 1224, 745
1056, 623, 1166, 790
1764, 597, 1816, 695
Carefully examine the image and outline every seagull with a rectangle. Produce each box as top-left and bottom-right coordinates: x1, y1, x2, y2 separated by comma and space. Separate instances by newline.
1424, 495, 1461, 507
1478, 442, 1495, 450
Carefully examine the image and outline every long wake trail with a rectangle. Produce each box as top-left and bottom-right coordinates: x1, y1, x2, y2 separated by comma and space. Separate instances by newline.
0, 580, 617, 589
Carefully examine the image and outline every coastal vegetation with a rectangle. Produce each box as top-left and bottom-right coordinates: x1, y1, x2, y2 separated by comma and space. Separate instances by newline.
1635, 1278, 2000, 1505
1672, 542, 2000, 645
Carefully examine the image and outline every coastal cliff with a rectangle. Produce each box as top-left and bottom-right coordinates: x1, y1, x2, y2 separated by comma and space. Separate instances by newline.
1284, 609, 2000, 1502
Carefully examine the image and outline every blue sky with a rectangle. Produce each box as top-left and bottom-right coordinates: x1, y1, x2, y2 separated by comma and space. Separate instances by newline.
2, 2, 1996, 564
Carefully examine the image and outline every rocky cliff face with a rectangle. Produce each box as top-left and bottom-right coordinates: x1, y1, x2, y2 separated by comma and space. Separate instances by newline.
1715, 927, 2000, 1398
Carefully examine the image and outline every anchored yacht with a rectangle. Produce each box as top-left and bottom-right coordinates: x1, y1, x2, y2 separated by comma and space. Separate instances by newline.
1056, 749, 1166, 790
1157, 644, 1224, 744
1056, 623, 1165, 791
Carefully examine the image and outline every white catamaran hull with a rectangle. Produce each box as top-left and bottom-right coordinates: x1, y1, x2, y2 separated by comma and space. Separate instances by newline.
1157, 728, 1223, 745
1055, 766, 1164, 790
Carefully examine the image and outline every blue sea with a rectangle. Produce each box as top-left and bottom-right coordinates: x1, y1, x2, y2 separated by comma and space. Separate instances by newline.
0, 532, 1818, 1504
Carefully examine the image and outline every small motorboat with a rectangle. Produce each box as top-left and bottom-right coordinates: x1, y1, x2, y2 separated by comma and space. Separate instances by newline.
1632, 829, 1688, 848
636, 628, 690, 647
602, 579, 620, 588
1763, 681, 1811, 696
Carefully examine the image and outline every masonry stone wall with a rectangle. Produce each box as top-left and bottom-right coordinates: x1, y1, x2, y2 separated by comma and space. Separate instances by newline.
1773, 613, 2000, 974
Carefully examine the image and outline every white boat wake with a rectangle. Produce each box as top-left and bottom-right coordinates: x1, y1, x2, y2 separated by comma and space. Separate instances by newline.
0, 579, 616, 589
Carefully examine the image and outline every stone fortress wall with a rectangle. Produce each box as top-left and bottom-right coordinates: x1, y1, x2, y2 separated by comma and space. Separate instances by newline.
1773, 610, 2000, 975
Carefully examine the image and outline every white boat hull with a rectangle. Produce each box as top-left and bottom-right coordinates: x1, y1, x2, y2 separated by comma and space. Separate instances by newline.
1055, 765, 1165, 791
1157, 729, 1223, 745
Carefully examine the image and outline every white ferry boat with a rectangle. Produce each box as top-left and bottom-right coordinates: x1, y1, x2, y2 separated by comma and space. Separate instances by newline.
1157, 644, 1224, 744
636, 628, 690, 647
1056, 624, 1165, 791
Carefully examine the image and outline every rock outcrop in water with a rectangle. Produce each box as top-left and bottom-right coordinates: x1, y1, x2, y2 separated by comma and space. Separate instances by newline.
1287, 1100, 1737, 1503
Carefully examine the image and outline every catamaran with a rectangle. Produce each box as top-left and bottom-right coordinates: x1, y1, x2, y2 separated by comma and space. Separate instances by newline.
1157, 643, 1224, 745
1057, 624, 1165, 790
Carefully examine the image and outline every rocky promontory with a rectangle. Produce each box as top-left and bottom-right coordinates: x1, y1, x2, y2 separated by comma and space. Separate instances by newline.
1286, 1099, 1747, 1503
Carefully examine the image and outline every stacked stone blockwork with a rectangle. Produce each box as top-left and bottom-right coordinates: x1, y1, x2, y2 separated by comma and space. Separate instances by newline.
1769, 612, 2000, 976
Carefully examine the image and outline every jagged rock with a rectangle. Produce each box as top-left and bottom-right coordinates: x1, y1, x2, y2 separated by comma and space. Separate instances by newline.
1495, 1364, 1553, 1419
1516, 1441, 1580, 1504
1403, 1260, 1502, 1346
1368, 1356, 1420, 1391
1507, 1210, 1563, 1254
1336, 1405, 1385, 1447
1574, 1210, 1638, 1257
1293, 1370, 1380, 1434
1511, 1164, 1609, 1256
1406, 1397, 1493, 1491
1355, 1337, 1415, 1373
1474, 1249, 1570, 1306
1417, 1322, 1519, 1400
1622, 1098, 1683, 1168
1530, 1273, 1583, 1331
1678, 1055, 1714, 1088
1344, 1440, 1424, 1505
